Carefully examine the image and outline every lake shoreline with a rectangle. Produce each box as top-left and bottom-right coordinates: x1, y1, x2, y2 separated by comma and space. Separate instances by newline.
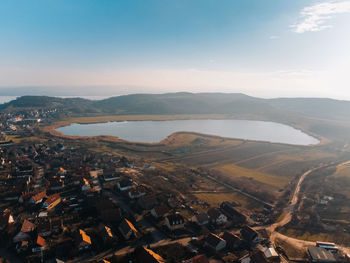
43, 115, 325, 146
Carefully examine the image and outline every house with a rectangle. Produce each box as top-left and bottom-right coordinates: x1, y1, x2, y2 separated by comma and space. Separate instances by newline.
128, 186, 147, 199
37, 221, 52, 237
48, 178, 64, 191
96, 199, 122, 223
204, 233, 226, 252
241, 226, 260, 245
185, 254, 210, 263
33, 235, 46, 252
134, 246, 166, 263
51, 219, 62, 234
222, 231, 242, 250
103, 171, 120, 182
138, 194, 158, 210
118, 219, 138, 240
250, 251, 268, 263
192, 213, 209, 226
21, 219, 36, 233
16, 240, 29, 253
99, 224, 117, 245
29, 190, 47, 204
263, 247, 279, 260
151, 205, 170, 218
81, 178, 91, 191
77, 229, 92, 251
220, 202, 246, 224
308, 246, 337, 263
165, 213, 185, 231
0, 211, 15, 231
117, 178, 133, 191
207, 208, 227, 224
43, 193, 61, 210
89, 169, 103, 177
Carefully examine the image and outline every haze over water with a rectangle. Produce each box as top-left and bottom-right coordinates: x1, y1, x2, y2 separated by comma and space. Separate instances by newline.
57, 119, 319, 145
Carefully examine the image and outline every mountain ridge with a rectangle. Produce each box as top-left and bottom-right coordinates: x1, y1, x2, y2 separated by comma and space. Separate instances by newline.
2, 92, 350, 122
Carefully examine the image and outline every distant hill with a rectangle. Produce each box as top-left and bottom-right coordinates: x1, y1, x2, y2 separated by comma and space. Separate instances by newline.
2, 93, 350, 122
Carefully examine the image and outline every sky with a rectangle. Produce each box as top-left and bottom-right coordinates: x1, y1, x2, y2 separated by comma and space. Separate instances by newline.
0, 0, 350, 99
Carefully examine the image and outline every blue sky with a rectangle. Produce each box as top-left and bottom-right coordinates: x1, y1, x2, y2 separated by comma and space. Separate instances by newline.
0, 0, 350, 98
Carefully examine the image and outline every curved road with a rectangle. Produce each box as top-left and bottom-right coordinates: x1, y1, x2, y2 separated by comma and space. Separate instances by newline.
268, 160, 350, 253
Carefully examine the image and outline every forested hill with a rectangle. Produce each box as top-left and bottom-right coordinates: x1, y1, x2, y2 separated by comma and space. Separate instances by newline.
2, 92, 350, 122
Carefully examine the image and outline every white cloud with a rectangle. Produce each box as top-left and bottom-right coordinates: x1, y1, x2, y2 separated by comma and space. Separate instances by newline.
291, 1, 350, 33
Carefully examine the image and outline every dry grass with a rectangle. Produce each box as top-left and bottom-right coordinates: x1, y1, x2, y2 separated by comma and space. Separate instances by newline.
194, 192, 263, 211
281, 228, 350, 245
216, 163, 290, 188
334, 162, 350, 178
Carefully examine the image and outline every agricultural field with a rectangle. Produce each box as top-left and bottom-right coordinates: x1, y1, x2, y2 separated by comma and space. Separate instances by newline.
194, 192, 264, 212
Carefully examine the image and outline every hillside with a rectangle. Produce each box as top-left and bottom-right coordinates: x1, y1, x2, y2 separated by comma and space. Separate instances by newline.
2, 93, 350, 123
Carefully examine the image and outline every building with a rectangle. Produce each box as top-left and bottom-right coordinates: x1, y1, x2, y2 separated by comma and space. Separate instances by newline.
207, 208, 227, 225
204, 233, 226, 252
119, 218, 138, 240
165, 214, 185, 230
241, 226, 260, 244
151, 205, 170, 218
316, 241, 339, 252
138, 194, 158, 210
29, 190, 47, 204
77, 229, 92, 251
134, 246, 166, 263
37, 221, 52, 237
192, 213, 210, 226
21, 219, 36, 233
128, 186, 146, 199
263, 247, 279, 260
308, 247, 337, 263
185, 254, 210, 263
117, 178, 133, 191
103, 171, 120, 182
220, 202, 246, 224
222, 231, 242, 250
0, 211, 15, 231
43, 193, 61, 210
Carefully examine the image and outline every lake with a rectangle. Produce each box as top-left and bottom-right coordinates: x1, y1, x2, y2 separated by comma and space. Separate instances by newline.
57, 119, 319, 145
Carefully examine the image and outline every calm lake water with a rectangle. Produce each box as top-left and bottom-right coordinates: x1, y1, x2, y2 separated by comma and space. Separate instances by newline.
57, 119, 319, 145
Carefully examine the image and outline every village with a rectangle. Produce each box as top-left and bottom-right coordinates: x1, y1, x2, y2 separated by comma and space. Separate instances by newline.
0, 110, 349, 263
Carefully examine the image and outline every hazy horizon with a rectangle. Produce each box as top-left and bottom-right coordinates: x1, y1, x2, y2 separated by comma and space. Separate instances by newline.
1, 1, 350, 99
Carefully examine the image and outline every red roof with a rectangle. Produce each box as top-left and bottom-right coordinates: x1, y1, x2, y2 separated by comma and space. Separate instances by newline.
21, 219, 35, 233
45, 193, 60, 205
37, 235, 46, 247
32, 190, 47, 202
